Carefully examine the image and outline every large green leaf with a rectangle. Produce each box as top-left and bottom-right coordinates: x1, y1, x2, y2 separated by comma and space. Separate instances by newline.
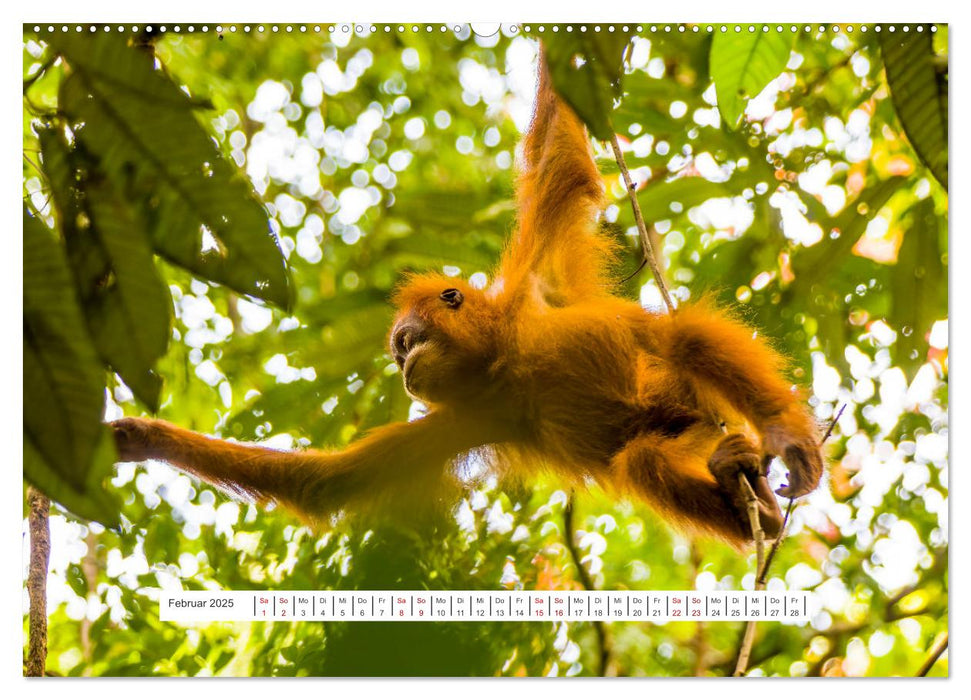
710, 31, 794, 129
880, 28, 948, 189
84, 181, 171, 407
788, 177, 906, 298
23, 208, 120, 525
24, 429, 121, 528
39, 128, 170, 410
889, 198, 948, 379
543, 29, 633, 140
47, 32, 292, 309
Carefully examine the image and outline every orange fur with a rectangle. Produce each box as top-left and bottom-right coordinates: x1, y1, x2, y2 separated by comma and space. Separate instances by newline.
111, 51, 824, 544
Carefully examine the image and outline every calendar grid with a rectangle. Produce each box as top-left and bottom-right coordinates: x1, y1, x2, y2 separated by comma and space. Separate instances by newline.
161, 590, 815, 623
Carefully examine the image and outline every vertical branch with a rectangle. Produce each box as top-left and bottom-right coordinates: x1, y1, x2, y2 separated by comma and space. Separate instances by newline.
609, 134, 675, 314
732, 403, 846, 677
732, 476, 765, 677
689, 543, 710, 676
758, 405, 843, 586
26, 487, 51, 677
563, 494, 612, 676
758, 498, 795, 586
739, 477, 766, 573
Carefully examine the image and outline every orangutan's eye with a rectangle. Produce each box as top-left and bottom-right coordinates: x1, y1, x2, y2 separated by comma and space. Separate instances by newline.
440, 288, 464, 309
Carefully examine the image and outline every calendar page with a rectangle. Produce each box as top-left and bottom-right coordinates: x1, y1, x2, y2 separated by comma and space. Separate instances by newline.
22, 13, 949, 680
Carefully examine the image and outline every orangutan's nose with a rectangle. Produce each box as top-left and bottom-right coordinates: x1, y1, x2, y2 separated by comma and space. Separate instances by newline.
390, 319, 426, 368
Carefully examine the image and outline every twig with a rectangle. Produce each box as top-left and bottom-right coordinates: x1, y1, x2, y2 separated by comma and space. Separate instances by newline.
26, 487, 51, 677
563, 494, 612, 676
916, 632, 948, 677
23, 152, 45, 179
732, 475, 765, 677
820, 404, 846, 445
761, 404, 844, 583
759, 405, 846, 583
740, 478, 765, 570
609, 134, 675, 314
689, 543, 711, 676
758, 498, 794, 585
733, 403, 847, 676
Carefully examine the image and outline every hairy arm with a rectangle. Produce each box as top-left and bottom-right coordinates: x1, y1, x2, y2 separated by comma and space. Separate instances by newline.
662, 303, 824, 497
616, 431, 783, 545
112, 410, 516, 523
498, 51, 611, 304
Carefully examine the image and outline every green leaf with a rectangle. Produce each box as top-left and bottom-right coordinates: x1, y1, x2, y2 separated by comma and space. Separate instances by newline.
24, 208, 105, 485
889, 198, 947, 379
83, 180, 171, 409
39, 128, 170, 410
788, 177, 907, 297
771, 178, 905, 380
710, 31, 794, 129
23, 209, 121, 525
66, 563, 89, 597
880, 28, 948, 188
143, 519, 183, 563
543, 29, 633, 140
47, 33, 292, 309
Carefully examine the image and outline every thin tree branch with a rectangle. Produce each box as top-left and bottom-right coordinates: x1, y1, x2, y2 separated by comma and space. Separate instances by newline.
26, 487, 51, 677
733, 403, 846, 676
916, 632, 948, 677
689, 543, 711, 676
563, 493, 612, 676
757, 402, 845, 585
732, 475, 765, 677
758, 498, 794, 585
609, 134, 675, 314
742, 478, 766, 569
22, 152, 45, 179
820, 403, 847, 445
